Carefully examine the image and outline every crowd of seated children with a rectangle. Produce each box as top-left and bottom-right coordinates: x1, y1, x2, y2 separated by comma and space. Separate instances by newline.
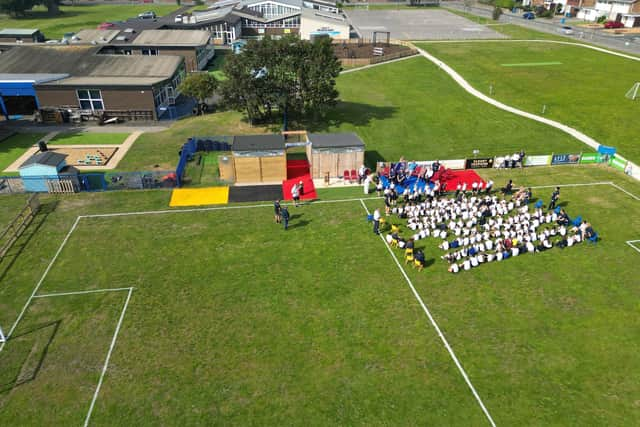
381, 179, 595, 273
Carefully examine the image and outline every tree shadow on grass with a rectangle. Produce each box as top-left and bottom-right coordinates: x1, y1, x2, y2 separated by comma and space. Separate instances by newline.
0, 320, 61, 395
306, 101, 397, 132
0, 200, 58, 284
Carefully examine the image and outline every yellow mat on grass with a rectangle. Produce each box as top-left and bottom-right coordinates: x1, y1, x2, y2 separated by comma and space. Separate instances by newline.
169, 187, 229, 207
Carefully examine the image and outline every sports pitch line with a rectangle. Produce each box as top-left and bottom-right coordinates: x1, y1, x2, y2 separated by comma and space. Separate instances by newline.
0, 181, 638, 425
359, 199, 497, 426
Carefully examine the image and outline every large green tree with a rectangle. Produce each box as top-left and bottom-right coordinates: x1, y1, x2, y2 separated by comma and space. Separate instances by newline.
0, 0, 37, 17
178, 72, 219, 115
221, 35, 341, 127
40, 0, 60, 16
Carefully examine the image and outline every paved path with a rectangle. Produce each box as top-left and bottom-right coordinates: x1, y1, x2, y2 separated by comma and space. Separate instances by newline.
40, 131, 60, 143
414, 45, 640, 182
105, 131, 142, 169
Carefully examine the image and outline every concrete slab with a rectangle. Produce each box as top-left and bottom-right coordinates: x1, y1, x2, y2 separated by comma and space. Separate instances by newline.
346, 9, 507, 41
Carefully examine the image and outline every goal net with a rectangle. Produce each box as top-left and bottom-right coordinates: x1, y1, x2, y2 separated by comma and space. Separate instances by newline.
625, 82, 639, 100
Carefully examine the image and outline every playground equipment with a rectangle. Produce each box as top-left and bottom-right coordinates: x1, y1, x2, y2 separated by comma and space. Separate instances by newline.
373, 31, 391, 47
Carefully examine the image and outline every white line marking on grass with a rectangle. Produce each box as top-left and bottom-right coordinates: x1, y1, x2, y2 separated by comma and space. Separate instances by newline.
84, 286, 134, 427
358, 199, 497, 427
33, 287, 135, 299
0, 216, 81, 353
80, 196, 383, 219
609, 183, 640, 202
626, 241, 640, 254
501, 62, 562, 67
529, 182, 612, 189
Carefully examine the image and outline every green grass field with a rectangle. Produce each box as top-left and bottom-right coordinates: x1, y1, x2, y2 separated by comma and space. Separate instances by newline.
115, 112, 273, 172
49, 132, 129, 146
0, 133, 45, 174
417, 41, 640, 163
323, 56, 588, 165
205, 51, 228, 81
0, 4, 179, 39
0, 165, 639, 424
124, 56, 592, 173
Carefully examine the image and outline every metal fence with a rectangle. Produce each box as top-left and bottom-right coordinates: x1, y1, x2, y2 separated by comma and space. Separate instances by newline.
0, 171, 176, 195
176, 136, 234, 187
81, 171, 177, 192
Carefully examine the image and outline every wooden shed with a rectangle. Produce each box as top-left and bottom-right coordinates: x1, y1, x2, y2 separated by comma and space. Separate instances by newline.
232, 134, 287, 184
308, 133, 365, 179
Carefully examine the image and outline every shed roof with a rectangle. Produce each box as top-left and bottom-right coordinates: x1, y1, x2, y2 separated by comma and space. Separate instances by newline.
0, 29, 40, 36
233, 134, 285, 151
309, 133, 365, 149
130, 29, 210, 46
20, 151, 67, 169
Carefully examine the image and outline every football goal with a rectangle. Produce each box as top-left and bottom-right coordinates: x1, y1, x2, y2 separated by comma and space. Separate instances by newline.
0, 326, 5, 343
625, 82, 639, 100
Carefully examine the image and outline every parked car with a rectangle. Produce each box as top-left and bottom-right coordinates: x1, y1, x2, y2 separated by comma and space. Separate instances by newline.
559, 26, 574, 34
604, 21, 624, 29
523, 12, 535, 20
174, 14, 183, 23
97, 22, 116, 30
138, 11, 156, 20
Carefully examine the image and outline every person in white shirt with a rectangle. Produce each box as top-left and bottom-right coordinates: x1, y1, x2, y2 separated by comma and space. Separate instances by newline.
526, 241, 535, 253
358, 164, 367, 183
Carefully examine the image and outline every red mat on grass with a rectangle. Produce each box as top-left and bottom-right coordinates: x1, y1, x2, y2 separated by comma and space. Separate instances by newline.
287, 159, 311, 180
282, 174, 317, 201
438, 169, 486, 191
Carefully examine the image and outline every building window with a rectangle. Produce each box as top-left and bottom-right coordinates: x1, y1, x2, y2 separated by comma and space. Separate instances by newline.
77, 89, 104, 111
142, 48, 158, 56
